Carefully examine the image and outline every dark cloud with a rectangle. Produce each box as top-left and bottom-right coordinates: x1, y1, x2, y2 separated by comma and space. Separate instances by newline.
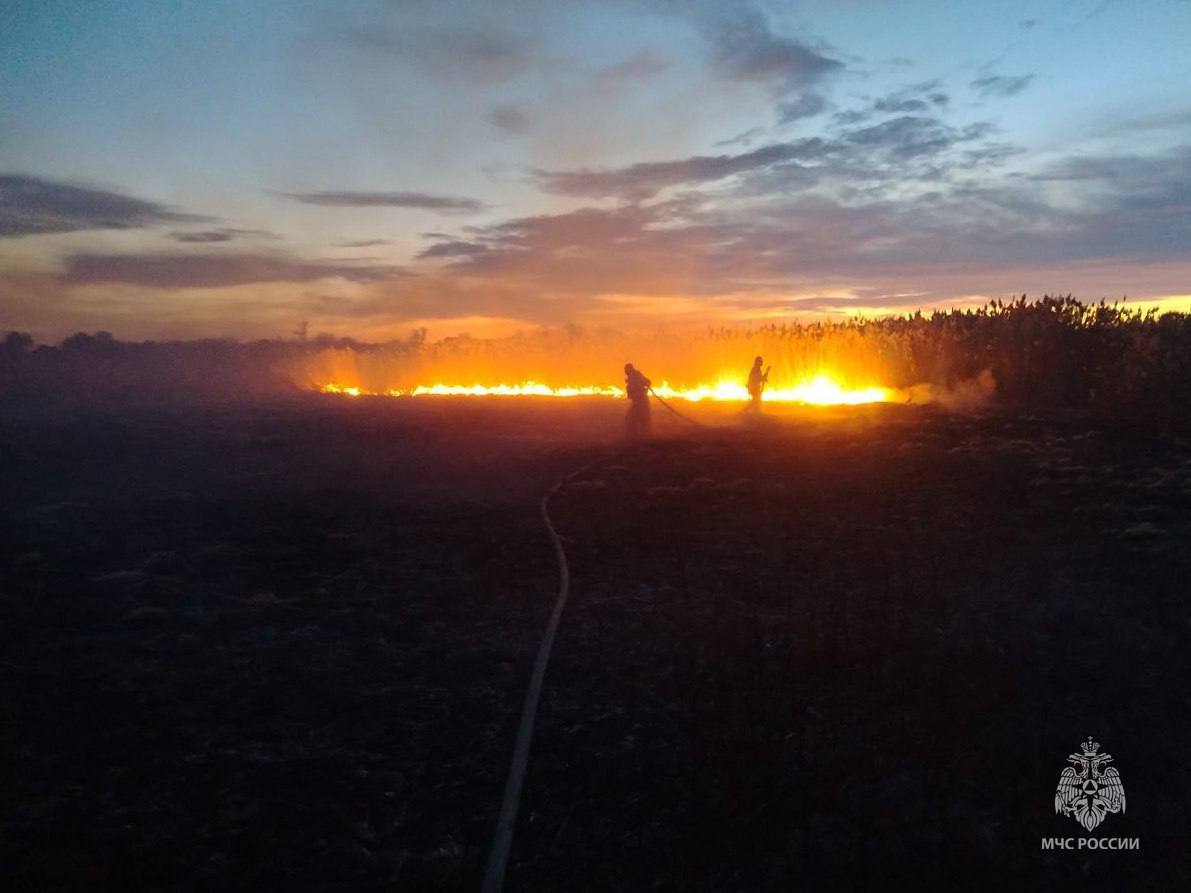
1090, 109, 1191, 139
715, 127, 765, 148
833, 108, 869, 126
0, 174, 210, 239
417, 240, 490, 260
962, 143, 1025, 168
776, 92, 827, 124
873, 97, 929, 114
41, 145, 1188, 329
398, 142, 1191, 319
971, 74, 1034, 98
1030, 151, 1189, 185
533, 140, 830, 199
170, 231, 233, 244
61, 252, 408, 288
488, 105, 532, 134
1025, 150, 1191, 256
834, 80, 948, 125
335, 239, 391, 248
535, 111, 1000, 200
278, 190, 485, 212
845, 117, 992, 160
703, 4, 843, 89
170, 227, 280, 243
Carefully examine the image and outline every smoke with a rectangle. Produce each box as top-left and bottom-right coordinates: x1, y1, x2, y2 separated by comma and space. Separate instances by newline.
936, 368, 997, 409
900, 369, 996, 409
294, 323, 909, 396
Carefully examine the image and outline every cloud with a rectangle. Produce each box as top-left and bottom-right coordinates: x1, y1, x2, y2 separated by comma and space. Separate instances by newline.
835, 80, 949, 124
962, 143, 1024, 168
277, 190, 485, 212
417, 240, 490, 260
593, 48, 669, 82
1023, 149, 1191, 255
1031, 149, 1191, 187
970, 74, 1034, 98
702, 3, 842, 90
534, 113, 999, 200
169, 227, 280, 243
873, 97, 929, 114
335, 238, 391, 248
488, 105, 532, 134
21, 145, 1191, 334
401, 143, 1191, 321
61, 252, 409, 288
776, 92, 827, 124
715, 127, 765, 148
1088, 109, 1191, 139
0, 174, 210, 239
845, 116, 992, 160
533, 140, 830, 199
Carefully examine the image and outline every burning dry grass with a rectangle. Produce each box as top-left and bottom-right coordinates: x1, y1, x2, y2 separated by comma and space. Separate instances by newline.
319, 377, 896, 406
2, 296, 1188, 419
302, 323, 901, 405
296, 296, 1189, 416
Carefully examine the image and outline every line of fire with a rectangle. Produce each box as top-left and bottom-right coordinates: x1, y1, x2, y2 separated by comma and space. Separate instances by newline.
319, 376, 891, 405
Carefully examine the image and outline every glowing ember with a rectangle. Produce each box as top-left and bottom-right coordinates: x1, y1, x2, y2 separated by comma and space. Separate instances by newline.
319, 374, 891, 405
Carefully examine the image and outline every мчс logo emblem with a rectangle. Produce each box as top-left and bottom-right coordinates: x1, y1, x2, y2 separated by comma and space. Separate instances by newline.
1054, 737, 1126, 832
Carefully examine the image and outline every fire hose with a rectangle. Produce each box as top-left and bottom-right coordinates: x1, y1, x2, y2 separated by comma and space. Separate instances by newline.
482, 387, 703, 891
480, 451, 613, 893
648, 386, 706, 428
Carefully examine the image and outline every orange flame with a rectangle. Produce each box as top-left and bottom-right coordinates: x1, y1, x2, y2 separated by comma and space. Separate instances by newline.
319, 374, 892, 405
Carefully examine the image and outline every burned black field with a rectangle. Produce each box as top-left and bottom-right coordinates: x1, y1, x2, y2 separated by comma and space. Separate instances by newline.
2, 395, 1190, 890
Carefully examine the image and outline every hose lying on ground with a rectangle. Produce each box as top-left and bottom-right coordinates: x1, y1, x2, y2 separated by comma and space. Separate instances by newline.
483, 387, 706, 890
481, 451, 613, 893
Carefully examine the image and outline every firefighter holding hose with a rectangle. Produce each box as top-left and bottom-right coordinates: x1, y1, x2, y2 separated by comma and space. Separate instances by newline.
624, 363, 652, 440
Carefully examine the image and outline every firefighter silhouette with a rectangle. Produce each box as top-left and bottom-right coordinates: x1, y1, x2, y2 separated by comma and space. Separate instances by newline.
624, 363, 651, 439
747, 356, 770, 411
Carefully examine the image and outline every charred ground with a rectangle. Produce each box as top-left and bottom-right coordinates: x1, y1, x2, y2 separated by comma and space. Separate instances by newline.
2, 395, 1189, 890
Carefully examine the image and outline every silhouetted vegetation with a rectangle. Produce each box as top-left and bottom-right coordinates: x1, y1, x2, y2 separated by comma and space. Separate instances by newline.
3, 297, 1189, 423
704, 295, 1191, 418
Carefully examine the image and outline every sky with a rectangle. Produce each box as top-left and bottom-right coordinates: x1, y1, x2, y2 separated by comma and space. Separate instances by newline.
2, 0, 1190, 342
